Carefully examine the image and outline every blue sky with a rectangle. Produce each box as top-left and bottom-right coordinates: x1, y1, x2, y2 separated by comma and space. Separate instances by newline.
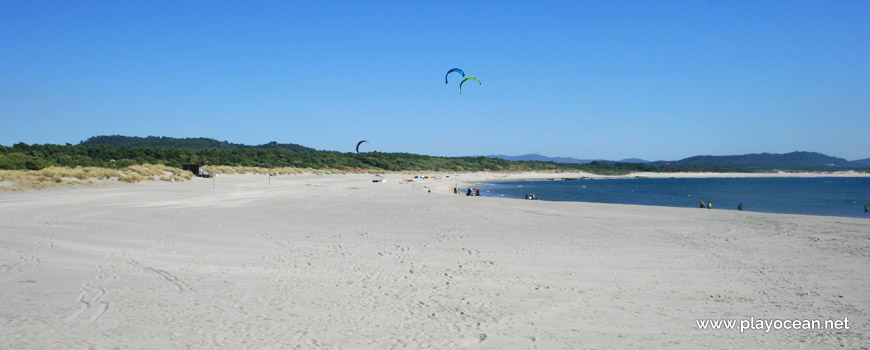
1, 0, 868, 161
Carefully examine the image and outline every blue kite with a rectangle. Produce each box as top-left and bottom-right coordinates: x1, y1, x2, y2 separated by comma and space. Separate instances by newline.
445, 68, 465, 84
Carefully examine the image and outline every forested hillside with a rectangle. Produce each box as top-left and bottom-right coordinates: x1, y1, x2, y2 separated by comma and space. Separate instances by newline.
80, 135, 314, 152
1, 137, 868, 175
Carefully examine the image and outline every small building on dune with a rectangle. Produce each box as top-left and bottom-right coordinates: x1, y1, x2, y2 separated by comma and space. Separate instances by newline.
182, 164, 211, 178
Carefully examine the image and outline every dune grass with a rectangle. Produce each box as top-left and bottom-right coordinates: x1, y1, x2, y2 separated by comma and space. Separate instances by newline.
0, 164, 395, 191
0, 164, 195, 191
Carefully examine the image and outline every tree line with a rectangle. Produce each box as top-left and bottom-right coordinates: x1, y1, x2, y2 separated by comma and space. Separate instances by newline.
1, 142, 863, 174
0, 142, 648, 173
79, 135, 314, 152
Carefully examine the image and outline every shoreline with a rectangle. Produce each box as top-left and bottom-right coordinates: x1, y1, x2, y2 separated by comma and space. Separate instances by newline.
404, 169, 870, 194
467, 170, 870, 182
399, 171, 869, 220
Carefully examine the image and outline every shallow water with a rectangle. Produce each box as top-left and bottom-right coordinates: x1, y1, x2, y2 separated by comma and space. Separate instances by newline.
479, 177, 870, 218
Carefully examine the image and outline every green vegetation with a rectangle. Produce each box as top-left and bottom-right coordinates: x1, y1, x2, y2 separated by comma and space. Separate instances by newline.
80, 135, 314, 152
2, 137, 868, 175
0, 142, 646, 173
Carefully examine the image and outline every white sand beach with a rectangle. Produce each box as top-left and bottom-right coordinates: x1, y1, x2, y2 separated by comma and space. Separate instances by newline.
1, 173, 868, 349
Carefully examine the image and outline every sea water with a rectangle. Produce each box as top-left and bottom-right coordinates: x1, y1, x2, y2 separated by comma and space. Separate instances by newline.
478, 177, 870, 218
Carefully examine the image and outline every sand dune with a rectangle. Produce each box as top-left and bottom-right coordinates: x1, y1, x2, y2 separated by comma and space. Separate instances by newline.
1, 173, 867, 349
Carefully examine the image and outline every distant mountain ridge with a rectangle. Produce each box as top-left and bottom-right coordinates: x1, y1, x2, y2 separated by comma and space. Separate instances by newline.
79, 135, 314, 152
651, 151, 865, 168
487, 154, 649, 164
489, 152, 870, 169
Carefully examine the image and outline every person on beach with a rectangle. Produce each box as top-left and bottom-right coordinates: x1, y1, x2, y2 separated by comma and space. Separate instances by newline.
466, 188, 472, 196
700, 201, 705, 208
738, 203, 743, 211
707, 202, 712, 209
475, 188, 480, 196
865, 203, 868, 213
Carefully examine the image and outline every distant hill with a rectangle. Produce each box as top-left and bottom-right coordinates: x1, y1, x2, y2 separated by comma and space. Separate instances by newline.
619, 158, 651, 164
488, 152, 870, 169
79, 135, 314, 152
487, 154, 649, 164
650, 151, 868, 168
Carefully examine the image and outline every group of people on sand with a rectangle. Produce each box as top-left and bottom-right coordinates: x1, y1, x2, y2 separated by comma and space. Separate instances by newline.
454, 186, 481, 196
525, 194, 538, 200
699, 201, 744, 211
